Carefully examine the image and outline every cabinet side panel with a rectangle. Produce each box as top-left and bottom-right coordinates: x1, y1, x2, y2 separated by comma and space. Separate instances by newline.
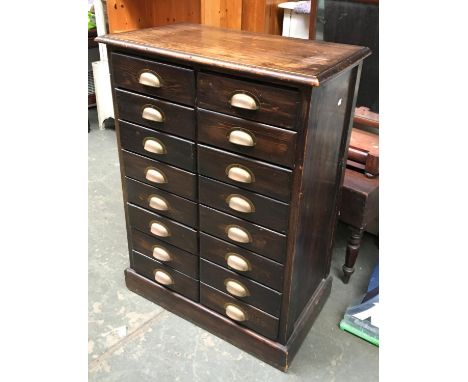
284, 65, 361, 337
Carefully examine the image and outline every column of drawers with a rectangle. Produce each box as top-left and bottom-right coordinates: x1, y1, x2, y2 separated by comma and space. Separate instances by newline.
196, 73, 300, 340
111, 53, 200, 302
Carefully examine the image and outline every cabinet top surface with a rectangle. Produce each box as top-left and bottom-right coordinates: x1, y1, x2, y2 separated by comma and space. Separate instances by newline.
96, 23, 370, 86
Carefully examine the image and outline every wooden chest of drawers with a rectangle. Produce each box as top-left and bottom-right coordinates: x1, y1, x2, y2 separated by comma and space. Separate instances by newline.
97, 23, 369, 371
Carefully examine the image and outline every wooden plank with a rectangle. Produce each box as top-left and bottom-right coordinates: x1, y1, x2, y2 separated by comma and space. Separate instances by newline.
97, 24, 370, 86
106, 0, 153, 33
241, 0, 265, 33
201, 0, 242, 29
107, 0, 200, 33
152, 0, 200, 26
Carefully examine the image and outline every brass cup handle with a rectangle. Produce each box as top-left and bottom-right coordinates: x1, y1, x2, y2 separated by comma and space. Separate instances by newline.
145, 168, 167, 184
152, 246, 172, 262
143, 138, 166, 155
226, 253, 250, 272
227, 226, 251, 244
226, 194, 254, 213
148, 195, 169, 211
225, 279, 249, 298
228, 130, 255, 147
142, 106, 164, 122
230, 93, 259, 110
154, 269, 173, 285
226, 165, 253, 183
139, 71, 161, 88
150, 221, 170, 237
225, 304, 247, 322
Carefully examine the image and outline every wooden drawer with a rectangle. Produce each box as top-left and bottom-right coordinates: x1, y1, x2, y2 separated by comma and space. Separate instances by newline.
199, 176, 289, 234
132, 229, 198, 279
198, 145, 292, 203
198, 109, 297, 168
126, 178, 197, 227
128, 203, 197, 254
115, 89, 196, 140
200, 233, 284, 291
133, 250, 199, 302
197, 72, 299, 129
200, 283, 278, 340
122, 150, 196, 201
111, 53, 195, 106
119, 120, 195, 172
200, 259, 282, 317
199, 205, 286, 263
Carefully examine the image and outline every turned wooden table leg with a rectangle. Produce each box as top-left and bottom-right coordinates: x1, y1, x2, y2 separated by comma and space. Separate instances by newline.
342, 227, 364, 283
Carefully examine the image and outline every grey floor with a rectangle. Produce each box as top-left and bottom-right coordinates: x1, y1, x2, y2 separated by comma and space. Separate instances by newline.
88, 108, 379, 381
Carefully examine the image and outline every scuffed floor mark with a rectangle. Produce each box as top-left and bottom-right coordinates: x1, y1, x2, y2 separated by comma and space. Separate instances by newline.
89, 310, 164, 374
117, 291, 125, 300
92, 359, 111, 373
88, 340, 95, 354
92, 302, 102, 314
125, 311, 156, 331
200, 332, 215, 348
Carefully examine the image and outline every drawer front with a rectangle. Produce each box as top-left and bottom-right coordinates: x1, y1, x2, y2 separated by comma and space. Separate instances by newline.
199, 176, 289, 233
120, 120, 195, 172
200, 283, 278, 340
200, 233, 284, 291
200, 259, 282, 317
116, 89, 196, 140
198, 145, 292, 202
132, 229, 198, 279
199, 205, 286, 263
133, 250, 199, 302
111, 53, 195, 106
198, 109, 297, 168
126, 178, 197, 227
122, 150, 196, 201
198, 72, 299, 129
128, 204, 197, 254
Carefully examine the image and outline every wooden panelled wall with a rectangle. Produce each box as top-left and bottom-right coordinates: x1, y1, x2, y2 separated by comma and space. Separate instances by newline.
106, 0, 284, 34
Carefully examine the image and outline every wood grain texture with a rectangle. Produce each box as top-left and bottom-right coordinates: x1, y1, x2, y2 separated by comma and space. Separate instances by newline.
126, 177, 197, 227
198, 145, 292, 202
116, 89, 196, 140
96, 23, 371, 86
241, 0, 284, 35
111, 52, 196, 106
198, 72, 299, 129
132, 229, 199, 278
197, 109, 297, 168
128, 203, 198, 254
122, 150, 197, 201
132, 250, 199, 301
348, 127, 379, 176
339, 168, 379, 229
201, 0, 242, 29
119, 120, 196, 172
200, 232, 284, 291
199, 176, 290, 233
200, 259, 282, 317
200, 283, 279, 340
106, 0, 201, 33
199, 205, 287, 263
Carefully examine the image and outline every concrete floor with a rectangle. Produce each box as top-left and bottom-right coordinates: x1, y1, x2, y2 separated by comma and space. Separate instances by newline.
88, 108, 379, 381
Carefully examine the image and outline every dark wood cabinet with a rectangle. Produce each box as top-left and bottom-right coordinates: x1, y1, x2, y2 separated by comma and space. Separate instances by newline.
97, 23, 369, 371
